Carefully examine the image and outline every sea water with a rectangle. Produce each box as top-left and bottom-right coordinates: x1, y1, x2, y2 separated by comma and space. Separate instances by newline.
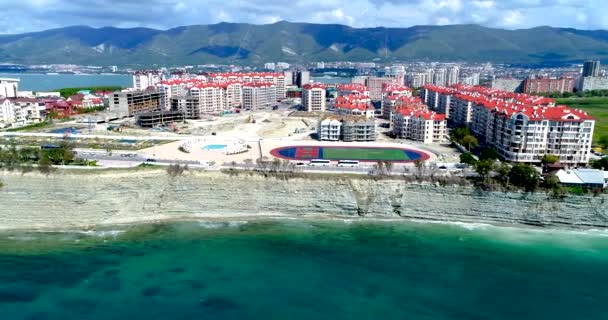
0, 220, 607, 320
0, 73, 132, 91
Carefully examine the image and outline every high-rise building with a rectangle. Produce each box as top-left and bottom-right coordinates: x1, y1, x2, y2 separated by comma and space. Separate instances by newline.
296, 71, 310, 87
583, 60, 600, 77
522, 77, 575, 94
366, 77, 396, 101
422, 85, 595, 165
132, 71, 162, 90
433, 69, 447, 86
109, 90, 162, 118
302, 84, 327, 112
447, 66, 460, 86
284, 71, 294, 86
242, 83, 277, 110
0, 78, 19, 98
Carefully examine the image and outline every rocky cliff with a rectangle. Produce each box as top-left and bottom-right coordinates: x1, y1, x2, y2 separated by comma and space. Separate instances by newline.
0, 170, 606, 230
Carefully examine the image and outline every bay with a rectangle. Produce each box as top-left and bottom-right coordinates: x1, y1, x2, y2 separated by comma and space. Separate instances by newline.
0, 220, 606, 320
0, 73, 132, 92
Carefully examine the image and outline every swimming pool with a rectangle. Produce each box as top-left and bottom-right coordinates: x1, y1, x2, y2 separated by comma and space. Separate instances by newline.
49, 127, 80, 135
202, 144, 227, 151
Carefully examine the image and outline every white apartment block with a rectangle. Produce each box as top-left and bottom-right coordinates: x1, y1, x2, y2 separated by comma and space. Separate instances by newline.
423, 85, 595, 165
242, 83, 277, 110
208, 73, 286, 99
302, 84, 327, 112
318, 118, 342, 141
187, 84, 225, 115
133, 71, 162, 90
382, 96, 422, 123
0, 98, 46, 128
0, 78, 19, 98
392, 105, 447, 144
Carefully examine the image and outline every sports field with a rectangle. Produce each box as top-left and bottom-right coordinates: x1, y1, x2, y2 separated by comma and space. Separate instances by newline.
270, 146, 430, 162
555, 97, 608, 145
323, 147, 410, 161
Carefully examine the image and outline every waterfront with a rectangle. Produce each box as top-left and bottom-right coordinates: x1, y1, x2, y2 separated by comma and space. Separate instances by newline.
0, 73, 351, 92
0, 220, 606, 320
0, 73, 131, 91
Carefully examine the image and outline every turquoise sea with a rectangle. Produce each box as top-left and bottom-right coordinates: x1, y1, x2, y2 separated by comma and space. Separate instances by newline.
0, 220, 607, 320
0, 73, 132, 91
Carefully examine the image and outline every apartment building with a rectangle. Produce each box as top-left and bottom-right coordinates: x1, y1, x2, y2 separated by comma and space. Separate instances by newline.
317, 117, 342, 141
242, 82, 277, 110
317, 116, 376, 142
366, 77, 398, 101
522, 77, 575, 94
382, 96, 422, 123
381, 84, 413, 119
423, 85, 595, 164
336, 83, 369, 97
0, 78, 19, 98
0, 97, 46, 128
133, 71, 162, 90
208, 72, 286, 98
109, 90, 162, 117
334, 95, 374, 118
302, 84, 327, 112
392, 101, 447, 144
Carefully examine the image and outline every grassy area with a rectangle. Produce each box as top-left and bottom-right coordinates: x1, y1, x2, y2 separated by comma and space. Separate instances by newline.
555, 97, 608, 145
5, 121, 53, 132
57, 86, 121, 98
322, 148, 409, 161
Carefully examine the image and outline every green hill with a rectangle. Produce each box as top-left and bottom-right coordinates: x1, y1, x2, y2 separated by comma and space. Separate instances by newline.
1, 22, 608, 66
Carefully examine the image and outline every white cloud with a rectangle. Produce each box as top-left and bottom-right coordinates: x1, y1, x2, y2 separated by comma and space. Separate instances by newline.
0, 0, 606, 34
502, 10, 524, 27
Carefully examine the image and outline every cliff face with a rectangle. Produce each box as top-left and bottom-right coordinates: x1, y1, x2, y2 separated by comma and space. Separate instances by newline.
0, 170, 606, 230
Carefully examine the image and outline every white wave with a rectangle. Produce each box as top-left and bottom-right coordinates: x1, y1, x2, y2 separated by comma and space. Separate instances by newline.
74, 230, 126, 237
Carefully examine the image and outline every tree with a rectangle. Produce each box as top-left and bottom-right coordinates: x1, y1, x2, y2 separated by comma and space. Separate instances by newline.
384, 161, 394, 175
449, 127, 471, 144
38, 155, 54, 175
541, 154, 559, 165
494, 162, 511, 186
474, 159, 494, 181
460, 152, 477, 165
479, 148, 499, 161
414, 159, 425, 178
462, 135, 478, 151
508, 164, 540, 192
598, 135, 608, 149
591, 157, 608, 170
376, 161, 385, 175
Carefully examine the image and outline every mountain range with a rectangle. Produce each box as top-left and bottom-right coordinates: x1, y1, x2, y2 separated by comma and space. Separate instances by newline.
1, 21, 608, 66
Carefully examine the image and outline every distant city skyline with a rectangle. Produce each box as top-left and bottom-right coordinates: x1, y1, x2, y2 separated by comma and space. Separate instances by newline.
0, 0, 604, 34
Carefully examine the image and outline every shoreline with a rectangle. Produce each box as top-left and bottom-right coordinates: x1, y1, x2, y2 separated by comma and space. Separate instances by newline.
1, 169, 606, 233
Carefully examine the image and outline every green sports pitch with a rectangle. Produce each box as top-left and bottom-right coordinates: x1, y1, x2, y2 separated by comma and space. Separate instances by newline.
322, 148, 410, 161
271, 146, 430, 162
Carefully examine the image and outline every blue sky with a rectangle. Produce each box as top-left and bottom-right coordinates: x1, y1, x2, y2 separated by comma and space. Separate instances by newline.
0, 0, 604, 34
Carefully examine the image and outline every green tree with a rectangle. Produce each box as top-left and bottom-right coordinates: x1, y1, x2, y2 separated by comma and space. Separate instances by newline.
462, 135, 479, 151
449, 127, 471, 144
541, 154, 559, 165
479, 147, 499, 161
460, 152, 477, 165
508, 164, 540, 192
38, 155, 55, 175
474, 159, 494, 181
494, 162, 511, 186
598, 135, 608, 149
591, 157, 608, 170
